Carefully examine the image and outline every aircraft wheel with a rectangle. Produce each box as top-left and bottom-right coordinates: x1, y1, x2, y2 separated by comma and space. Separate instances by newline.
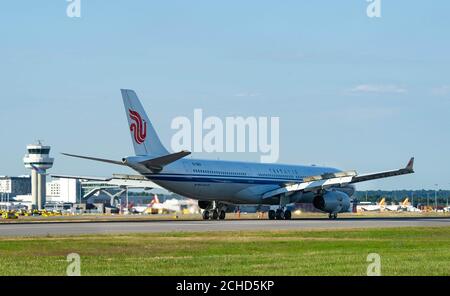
284, 210, 292, 220
212, 210, 219, 220
275, 209, 284, 220
219, 210, 226, 220
328, 213, 333, 219
202, 210, 210, 220
268, 210, 276, 220
333, 213, 338, 219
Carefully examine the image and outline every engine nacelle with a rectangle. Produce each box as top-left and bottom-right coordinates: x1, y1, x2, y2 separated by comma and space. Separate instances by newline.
313, 190, 351, 214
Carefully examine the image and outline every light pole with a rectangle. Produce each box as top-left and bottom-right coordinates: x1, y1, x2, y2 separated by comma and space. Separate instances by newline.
434, 184, 438, 211
78, 181, 82, 215
447, 183, 450, 208
126, 186, 129, 214
79, 181, 81, 204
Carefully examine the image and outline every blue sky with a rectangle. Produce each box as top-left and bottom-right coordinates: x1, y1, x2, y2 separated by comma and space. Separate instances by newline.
1, 1, 449, 190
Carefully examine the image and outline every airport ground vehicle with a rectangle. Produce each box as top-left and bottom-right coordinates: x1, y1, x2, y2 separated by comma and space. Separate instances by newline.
2, 211, 18, 219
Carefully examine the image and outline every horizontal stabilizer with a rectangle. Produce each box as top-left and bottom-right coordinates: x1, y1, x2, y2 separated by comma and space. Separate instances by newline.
51, 174, 112, 182
62, 153, 125, 166
139, 150, 191, 172
51, 174, 162, 189
112, 174, 149, 181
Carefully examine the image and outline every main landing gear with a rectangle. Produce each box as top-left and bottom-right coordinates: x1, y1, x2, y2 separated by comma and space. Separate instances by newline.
328, 213, 338, 219
200, 201, 227, 220
268, 208, 292, 220
269, 194, 292, 220
202, 208, 226, 220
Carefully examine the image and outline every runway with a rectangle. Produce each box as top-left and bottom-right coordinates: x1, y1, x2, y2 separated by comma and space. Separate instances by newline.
0, 217, 449, 237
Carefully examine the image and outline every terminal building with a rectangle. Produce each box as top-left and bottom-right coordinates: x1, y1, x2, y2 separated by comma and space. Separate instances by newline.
12, 177, 109, 207
46, 178, 80, 203
0, 176, 31, 199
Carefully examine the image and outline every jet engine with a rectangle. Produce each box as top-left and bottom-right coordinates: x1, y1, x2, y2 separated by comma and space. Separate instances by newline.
313, 190, 351, 214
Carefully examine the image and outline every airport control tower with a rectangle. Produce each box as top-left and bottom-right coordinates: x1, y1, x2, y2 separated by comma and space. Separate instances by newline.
23, 141, 54, 210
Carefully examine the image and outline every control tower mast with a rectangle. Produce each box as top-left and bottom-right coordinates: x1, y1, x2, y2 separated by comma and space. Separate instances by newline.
23, 141, 54, 210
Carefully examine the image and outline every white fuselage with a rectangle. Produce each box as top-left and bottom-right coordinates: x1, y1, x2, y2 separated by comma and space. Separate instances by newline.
129, 158, 355, 205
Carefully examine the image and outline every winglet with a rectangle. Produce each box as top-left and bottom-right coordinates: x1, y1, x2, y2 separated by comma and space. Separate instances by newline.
406, 157, 414, 172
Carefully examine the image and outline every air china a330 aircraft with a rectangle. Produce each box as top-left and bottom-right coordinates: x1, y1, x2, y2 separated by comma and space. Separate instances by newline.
63, 89, 414, 220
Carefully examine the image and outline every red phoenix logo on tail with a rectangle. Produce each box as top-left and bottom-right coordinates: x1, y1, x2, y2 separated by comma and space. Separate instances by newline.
129, 109, 147, 144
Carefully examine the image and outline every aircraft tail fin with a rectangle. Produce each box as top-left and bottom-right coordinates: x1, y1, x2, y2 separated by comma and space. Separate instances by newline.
151, 194, 160, 205
121, 89, 169, 156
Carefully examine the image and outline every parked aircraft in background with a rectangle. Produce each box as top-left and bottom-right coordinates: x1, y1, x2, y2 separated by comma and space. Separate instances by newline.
131, 195, 199, 214
62, 89, 415, 220
359, 198, 387, 212
359, 197, 422, 212
398, 198, 422, 212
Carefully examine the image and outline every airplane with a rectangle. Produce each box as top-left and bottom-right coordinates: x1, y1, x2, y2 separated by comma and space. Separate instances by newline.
62, 89, 415, 220
131, 203, 152, 214
397, 198, 422, 212
149, 195, 197, 213
359, 198, 387, 212
359, 197, 420, 212
384, 198, 402, 211
131, 194, 161, 214
383, 197, 419, 212
130, 194, 198, 214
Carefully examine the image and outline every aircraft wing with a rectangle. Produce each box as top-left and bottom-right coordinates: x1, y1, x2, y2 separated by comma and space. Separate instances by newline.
262, 157, 414, 199
350, 157, 414, 184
